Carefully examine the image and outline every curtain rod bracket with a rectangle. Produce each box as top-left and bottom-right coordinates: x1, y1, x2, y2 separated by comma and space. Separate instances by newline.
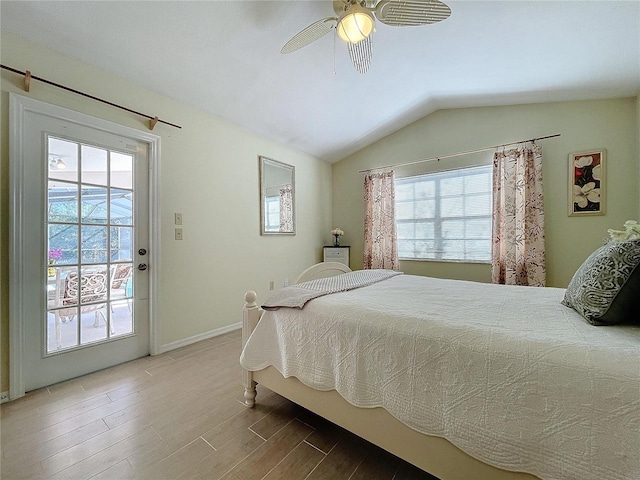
24, 70, 31, 92
149, 116, 159, 131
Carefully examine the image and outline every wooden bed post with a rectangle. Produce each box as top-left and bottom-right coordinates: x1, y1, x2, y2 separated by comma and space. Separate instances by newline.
242, 291, 260, 407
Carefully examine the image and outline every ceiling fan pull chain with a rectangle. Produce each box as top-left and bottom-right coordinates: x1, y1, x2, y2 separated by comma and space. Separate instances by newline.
333, 29, 337, 75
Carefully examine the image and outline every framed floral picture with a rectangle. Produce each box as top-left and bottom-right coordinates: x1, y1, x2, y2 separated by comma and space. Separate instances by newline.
568, 149, 606, 216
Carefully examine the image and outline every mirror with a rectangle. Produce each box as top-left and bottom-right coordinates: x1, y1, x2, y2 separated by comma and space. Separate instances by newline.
260, 156, 295, 235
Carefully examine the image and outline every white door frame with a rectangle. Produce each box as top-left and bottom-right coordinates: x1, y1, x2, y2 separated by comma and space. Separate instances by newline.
9, 93, 162, 400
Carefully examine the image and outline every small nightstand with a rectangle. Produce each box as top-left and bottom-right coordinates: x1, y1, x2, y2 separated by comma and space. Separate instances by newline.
323, 246, 350, 267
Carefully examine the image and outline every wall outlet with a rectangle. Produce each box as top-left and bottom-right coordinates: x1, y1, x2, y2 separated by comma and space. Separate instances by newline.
0, 391, 8, 403
269, 281, 274, 290
284, 278, 289, 287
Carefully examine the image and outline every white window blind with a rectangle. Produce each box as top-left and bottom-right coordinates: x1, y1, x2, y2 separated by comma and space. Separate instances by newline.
395, 165, 492, 262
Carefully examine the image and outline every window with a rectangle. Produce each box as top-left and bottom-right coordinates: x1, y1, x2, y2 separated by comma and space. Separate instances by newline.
395, 165, 492, 262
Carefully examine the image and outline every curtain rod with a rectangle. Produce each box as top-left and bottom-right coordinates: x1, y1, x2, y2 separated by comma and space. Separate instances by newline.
358, 133, 561, 174
1, 64, 182, 130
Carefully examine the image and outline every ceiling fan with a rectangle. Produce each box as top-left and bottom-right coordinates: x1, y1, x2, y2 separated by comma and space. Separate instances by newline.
281, 0, 451, 74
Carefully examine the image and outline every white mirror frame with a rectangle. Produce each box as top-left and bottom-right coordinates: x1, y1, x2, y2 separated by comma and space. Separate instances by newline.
259, 156, 295, 235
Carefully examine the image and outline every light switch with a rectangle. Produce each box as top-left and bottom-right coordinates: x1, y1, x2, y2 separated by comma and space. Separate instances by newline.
174, 213, 183, 225
175, 228, 183, 240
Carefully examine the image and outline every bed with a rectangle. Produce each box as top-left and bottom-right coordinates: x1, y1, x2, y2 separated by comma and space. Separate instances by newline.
240, 262, 640, 480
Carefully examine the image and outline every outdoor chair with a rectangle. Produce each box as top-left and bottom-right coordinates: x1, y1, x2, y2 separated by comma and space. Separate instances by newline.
110, 264, 133, 312
49, 270, 110, 349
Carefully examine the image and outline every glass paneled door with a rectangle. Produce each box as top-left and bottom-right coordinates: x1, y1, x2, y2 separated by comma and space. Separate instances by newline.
46, 137, 137, 353
12, 95, 152, 393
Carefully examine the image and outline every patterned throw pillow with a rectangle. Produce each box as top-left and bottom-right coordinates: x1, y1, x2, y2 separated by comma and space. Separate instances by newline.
562, 239, 640, 325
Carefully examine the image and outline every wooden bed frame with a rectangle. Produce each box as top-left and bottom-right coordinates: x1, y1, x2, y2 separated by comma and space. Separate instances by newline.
241, 263, 538, 480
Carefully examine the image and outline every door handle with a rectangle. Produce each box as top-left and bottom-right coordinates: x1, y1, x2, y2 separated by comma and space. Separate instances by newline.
137, 263, 148, 271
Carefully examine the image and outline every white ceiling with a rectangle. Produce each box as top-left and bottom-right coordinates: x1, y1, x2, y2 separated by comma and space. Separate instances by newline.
2, 1, 639, 163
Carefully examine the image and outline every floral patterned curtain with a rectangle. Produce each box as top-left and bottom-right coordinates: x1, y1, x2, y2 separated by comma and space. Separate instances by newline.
491, 144, 546, 286
364, 171, 399, 270
279, 185, 293, 232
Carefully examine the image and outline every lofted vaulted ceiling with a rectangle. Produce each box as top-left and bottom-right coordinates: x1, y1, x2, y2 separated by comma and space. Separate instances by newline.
2, 1, 639, 162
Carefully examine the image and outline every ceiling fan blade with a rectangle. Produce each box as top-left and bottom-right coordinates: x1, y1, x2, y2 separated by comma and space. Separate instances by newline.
281, 17, 338, 54
374, 0, 451, 27
348, 36, 372, 74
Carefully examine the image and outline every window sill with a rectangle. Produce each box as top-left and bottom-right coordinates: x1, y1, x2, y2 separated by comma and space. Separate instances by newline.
398, 257, 491, 265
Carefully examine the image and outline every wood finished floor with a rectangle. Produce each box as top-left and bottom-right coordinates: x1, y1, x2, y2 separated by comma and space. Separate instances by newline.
1, 330, 438, 480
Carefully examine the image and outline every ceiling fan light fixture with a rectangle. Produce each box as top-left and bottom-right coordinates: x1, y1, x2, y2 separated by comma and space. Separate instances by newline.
337, 5, 374, 44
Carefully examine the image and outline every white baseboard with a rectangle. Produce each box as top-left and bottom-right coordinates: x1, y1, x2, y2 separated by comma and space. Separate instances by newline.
156, 322, 241, 355
0, 391, 9, 404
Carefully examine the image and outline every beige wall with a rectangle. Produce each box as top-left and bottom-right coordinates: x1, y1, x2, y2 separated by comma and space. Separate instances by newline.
2, 33, 637, 396
332, 98, 639, 287
0, 32, 332, 393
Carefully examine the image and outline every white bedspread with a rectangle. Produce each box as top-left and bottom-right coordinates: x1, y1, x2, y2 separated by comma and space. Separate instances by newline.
240, 274, 640, 480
